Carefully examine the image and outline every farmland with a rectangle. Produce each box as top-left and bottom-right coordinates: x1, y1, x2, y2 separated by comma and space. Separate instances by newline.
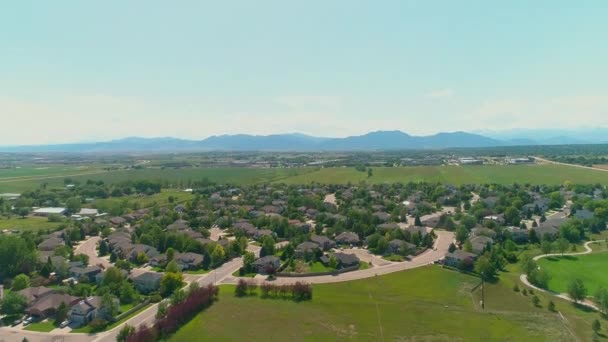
170, 266, 572, 342
0, 216, 64, 232
2, 164, 608, 193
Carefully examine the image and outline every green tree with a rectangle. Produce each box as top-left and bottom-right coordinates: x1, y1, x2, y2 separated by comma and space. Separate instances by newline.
242, 251, 255, 274
135, 251, 148, 265
463, 240, 473, 253
548, 300, 556, 312
456, 226, 468, 243
594, 287, 608, 313
328, 254, 338, 269
532, 295, 540, 307
414, 215, 422, 226
593, 319, 601, 334
211, 244, 226, 268
156, 301, 168, 319
98, 240, 109, 256
65, 197, 82, 215
166, 247, 175, 262
119, 282, 138, 304
260, 236, 276, 257
160, 272, 183, 297
165, 260, 181, 273
55, 301, 69, 324
556, 238, 569, 255
12, 274, 30, 291
567, 278, 587, 303
540, 240, 553, 255
0, 292, 27, 316
100, 293, 118, 318
474, 254, 496, 281
117, 324, 135, 342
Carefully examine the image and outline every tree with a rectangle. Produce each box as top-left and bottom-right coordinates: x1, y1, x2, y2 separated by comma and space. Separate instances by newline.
0, 292, 27, 316
160, 272, 183, 297
100, 293, 118, 318
414, 215, 422, 227
210, 244, 226, 268
117, 324, 135, 342
99, 240, 109, 256
156, 301, 168, 319
540, 240, 553, 255
474, 254, 496, 281
135, 251, 148, 265
119, 282, 139, 304
66, 197, 82, 215
12, 274, 30, 291
242, 251, 255, 274
328, 254, 338, 269
594, 287, 608, 313
235, 279, 248, 297
593, 319, 601, 335
567, 278, 587, 303
548, 300, 556, 312
448, 243, 456, 253
456, 226, 468, 244
532, 295, 540, 307
166, 260, 180, 273
463, 240, 473, 253
166, 247, 175, 262
376, 237, 388, 255
556, 238, 569, 255
102, 267, 124, 290
16, 207, 30, 218
367, 168, 373, 178
55, 301, 69, 324
260, 236, 276, 257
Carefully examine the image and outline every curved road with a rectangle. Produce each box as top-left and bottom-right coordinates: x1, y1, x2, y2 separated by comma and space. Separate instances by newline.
519, 240, 603, 311
0, 231, 453, 342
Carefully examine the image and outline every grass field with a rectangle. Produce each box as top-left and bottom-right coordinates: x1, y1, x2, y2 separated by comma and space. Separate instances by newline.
170, 266, 573, 341
24, 320, 56, 332
93, 189, 194, 213
0, 216, 64, 232
538, 247, 608, 295
0, 166, 101, 180
279, 165, 608, 185
2, 164, 608, 193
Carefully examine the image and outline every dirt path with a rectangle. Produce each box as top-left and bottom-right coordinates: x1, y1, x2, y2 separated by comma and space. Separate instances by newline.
520, 240, 603, 311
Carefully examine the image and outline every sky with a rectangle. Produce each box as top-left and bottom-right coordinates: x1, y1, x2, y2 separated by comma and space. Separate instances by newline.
1, 0, 607, 145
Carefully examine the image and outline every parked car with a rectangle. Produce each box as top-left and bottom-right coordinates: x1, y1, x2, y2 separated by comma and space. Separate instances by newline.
12, 318, 22, 326
23, 316, 34, 326
60, 320, 69, 328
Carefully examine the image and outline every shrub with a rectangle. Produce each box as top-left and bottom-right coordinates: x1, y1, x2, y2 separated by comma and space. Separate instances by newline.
88, 318, 109, 332
513, 284, 520, 292
548, 301, 556, 312
149, 293, 162, 303
235, 279, 248, 297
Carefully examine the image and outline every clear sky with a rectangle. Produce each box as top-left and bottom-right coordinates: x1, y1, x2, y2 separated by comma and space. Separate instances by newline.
1, 1, 607, 145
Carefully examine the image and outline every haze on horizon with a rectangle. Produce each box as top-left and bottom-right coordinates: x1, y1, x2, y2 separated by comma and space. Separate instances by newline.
1, 1, 607, 146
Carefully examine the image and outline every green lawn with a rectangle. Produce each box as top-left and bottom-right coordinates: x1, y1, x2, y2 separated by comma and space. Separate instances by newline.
170, 266, 572, 341
24, 320, 56, 332
538, 247, 608, 295
0, 216, 64, 232
93, 189, 194, 213
308, 261, 334, 273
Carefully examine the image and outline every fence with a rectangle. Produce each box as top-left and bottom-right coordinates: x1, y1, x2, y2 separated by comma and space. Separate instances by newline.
111, 299, 151, 323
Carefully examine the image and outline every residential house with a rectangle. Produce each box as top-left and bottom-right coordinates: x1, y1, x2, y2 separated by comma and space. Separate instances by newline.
174, 252, 205, 270
69, 265, 103, 283
38, 237, 65, 251
131, 272, 162, 294
335, 232, 360, 246
310, 235, 335, 251
296, 241, 320, 258
373, 212, 391, 222
388, 239, 416, 255
444, 250, 478, 268
469, 236, 493, 254
252, 255, 281, 274
27, 293, 80, 318
320, 252, 360, 268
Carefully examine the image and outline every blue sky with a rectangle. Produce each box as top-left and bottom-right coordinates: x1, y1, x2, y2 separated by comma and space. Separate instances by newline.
1, 1, 607, 145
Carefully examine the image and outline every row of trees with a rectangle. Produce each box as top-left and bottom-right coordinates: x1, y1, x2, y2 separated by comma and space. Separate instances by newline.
235, 279, 313, 302
120, 284, 219, 342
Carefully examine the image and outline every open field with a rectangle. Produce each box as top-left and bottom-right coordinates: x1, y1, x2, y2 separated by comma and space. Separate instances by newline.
0, 166, 101, 180
93, 189, 194, 213
0, 167, 315, 192
0, 216, 64, 232
538, 248, 608, 295
2, 164, 608, 193
170, 266, 572, 342
279, 164, 608, 185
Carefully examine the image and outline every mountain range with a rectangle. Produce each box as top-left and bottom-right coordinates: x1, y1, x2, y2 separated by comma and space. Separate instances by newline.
0, 129, 606, 153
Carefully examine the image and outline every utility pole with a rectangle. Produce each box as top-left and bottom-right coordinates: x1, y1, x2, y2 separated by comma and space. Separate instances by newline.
481, 273, 485, 309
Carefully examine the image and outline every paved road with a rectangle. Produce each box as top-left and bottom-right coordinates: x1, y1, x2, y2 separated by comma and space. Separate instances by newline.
533, 156, 608, 172
0, 233, 452, 341
75, 236, 112, 269
222, 230, 454, 286
520, 240, 603, 312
